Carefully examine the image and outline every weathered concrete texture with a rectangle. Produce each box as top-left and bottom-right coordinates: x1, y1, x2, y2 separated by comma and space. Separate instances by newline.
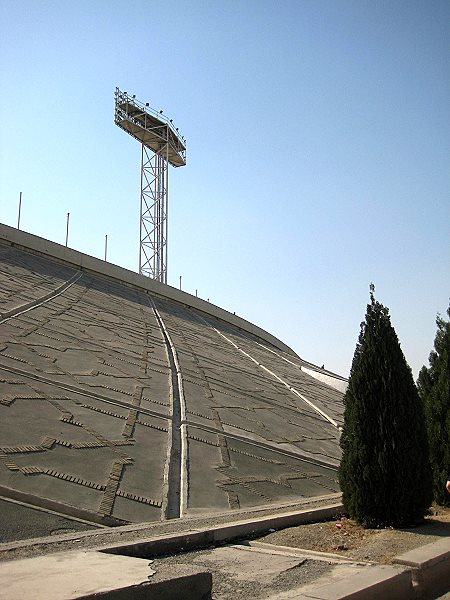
0, 497, 102, 542
0, 233, 345, 538
0, 550, 212, 600
0, 497, 342, 562
295, 565, 413, 599
1, 506, 449, 600
100, 503, 343, 559
150, 544, 334, 599
0, 222, 296, 355
394, 537, 450, 599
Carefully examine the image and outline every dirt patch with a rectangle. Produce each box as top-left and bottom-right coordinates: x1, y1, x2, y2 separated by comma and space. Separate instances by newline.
260, 505, 450, 564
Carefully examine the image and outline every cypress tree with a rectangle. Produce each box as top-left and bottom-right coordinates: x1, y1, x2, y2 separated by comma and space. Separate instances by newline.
338, 286, 432, 527
417, 306, 450, 506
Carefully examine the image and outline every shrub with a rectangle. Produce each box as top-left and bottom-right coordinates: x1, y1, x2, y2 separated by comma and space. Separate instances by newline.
338, 286, 432, 527
418, 306, 450, 506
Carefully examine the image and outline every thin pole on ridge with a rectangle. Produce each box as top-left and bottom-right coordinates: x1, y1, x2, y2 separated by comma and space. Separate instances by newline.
17, 192, 22, 229
65, 213, 70, 247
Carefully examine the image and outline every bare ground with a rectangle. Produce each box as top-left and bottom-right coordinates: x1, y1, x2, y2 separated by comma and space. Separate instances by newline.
260, 505, 450, 564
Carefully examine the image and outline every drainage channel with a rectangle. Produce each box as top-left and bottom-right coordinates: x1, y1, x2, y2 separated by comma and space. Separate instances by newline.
194, 311, 340, 431
0, 271, 83, 324
148, 296, 186, 520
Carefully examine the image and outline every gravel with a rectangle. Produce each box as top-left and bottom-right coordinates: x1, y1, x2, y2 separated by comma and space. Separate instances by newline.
152, 548, 332, 600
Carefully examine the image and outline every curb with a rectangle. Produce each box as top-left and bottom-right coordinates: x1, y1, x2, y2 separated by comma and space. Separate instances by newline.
0, 495, 342, 561
291, 538, 450, 600
296, 564, 413, 600
394, 537, 450, 599
96, 505, 450, 600
99, 503, 344, 558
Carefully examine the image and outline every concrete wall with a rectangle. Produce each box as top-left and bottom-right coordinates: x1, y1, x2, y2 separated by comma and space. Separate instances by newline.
0, 223, 297, 357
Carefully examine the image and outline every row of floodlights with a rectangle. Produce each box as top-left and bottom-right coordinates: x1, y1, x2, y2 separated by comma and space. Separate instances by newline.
121, 91, 186, 142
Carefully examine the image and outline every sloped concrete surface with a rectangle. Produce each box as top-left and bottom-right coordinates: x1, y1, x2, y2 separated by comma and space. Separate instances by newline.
0, 234, 345, 537
0, 496, 105, 542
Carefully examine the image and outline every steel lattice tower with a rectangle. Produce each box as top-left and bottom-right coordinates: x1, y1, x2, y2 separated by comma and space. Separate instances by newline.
114, 88, 186, 282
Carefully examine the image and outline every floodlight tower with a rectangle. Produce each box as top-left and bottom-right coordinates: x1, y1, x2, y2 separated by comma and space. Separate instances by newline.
114, 87, 186, 283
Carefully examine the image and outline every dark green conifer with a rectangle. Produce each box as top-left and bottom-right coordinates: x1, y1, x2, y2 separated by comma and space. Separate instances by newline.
418, 306, 450, 506
338, 286, 432, 527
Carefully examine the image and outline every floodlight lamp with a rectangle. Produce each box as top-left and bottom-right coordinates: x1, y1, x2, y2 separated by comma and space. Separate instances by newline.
146, 103, 149, 106
159, 110, 163, 114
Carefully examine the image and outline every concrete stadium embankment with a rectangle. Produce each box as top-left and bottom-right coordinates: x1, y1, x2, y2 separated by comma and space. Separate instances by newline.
0, 223, 296, 357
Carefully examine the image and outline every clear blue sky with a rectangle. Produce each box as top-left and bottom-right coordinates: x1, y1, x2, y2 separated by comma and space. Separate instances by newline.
1, 0, 449, 378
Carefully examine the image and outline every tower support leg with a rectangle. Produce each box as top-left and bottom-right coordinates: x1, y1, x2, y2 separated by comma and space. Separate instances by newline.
139, 143, 168, 283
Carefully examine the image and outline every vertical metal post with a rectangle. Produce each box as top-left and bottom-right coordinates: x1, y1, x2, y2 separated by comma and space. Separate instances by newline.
156, 153, 161, 278
139, 137, 169, 282
179, 275, 182, 290
17, 192, 22, 229
164, 130, 169, 284
139, 143, 144, 274
65, 213, 70, 247
104, 234, 108, 261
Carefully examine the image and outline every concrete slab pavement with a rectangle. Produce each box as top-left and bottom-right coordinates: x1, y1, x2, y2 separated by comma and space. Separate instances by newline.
0, 550, 212, 600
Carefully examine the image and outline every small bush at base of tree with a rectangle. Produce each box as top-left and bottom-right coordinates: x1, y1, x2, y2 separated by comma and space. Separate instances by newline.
338, 287, 432, 528
418, 306, 450, 507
